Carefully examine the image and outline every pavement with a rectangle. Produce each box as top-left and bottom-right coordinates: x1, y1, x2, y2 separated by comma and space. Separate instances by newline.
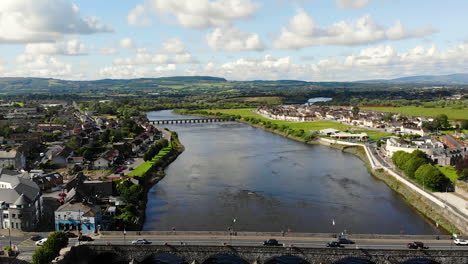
433, 192, 468, 216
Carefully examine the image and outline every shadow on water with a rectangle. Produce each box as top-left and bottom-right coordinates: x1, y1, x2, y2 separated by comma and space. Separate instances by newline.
141, 253, 188, 264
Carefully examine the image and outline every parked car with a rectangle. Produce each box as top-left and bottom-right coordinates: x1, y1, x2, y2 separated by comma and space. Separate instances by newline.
30, 235, 42, 241
64, 232, 77, 238
78, 235, 93, 241
35, 238, 47, 246
454, 238, 468, 246
337, 238, 355, 244
132, 239, 152, 245
407, 242, 428, 249
263, 239, 281, 246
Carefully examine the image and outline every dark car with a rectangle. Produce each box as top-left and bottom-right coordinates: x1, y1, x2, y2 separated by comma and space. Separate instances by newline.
78, 235, 94, 241
30, 235, 42, 241
338, 238, 355, 244
407, 241, 427, 249
326, 241, 344, 248
64, 232, 77, 238
263, 239, 281, 246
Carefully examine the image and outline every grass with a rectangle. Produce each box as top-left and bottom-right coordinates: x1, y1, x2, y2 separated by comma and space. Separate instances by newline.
210, 108, 390, 139
361, 106, 468, 120
436, 165, 460, 183
128, 145, 172, 177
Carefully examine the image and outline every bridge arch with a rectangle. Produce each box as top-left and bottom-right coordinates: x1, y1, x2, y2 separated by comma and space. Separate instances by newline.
89, 252, 128, 264
333, 257, 375, 264
401, 259, 440, 264
202, 253, 249, 264
140, 253, 188, 264
264, 255, 310, 264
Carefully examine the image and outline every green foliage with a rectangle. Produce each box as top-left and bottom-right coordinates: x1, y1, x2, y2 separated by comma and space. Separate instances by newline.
129, 141, 172, 177
144, 139, 169, 161
351, 106, 360, 116
415, 164, 448, 191
436, 165, 460, 183
404, 157, 427, 179
392, 150, 430, 179
361, 106, 468, 120
460, 168, 468, 180
461, 120, 468, 130
32, 231, 68, 264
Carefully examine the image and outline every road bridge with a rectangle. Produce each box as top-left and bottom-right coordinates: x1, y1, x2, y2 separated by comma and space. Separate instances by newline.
150, 118, 231, 125
58, 244, 467, 264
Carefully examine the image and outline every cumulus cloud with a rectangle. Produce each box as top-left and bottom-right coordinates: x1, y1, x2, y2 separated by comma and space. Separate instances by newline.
129, 0, 260, 28
120, 38, 137, 50
0, 0, 112, 43
206, 26, 264, 52
273, 9, 434, 49
113, 49, 197, 65
161, 38, 187, 53
8, 53, 84, 79
99, 64, 176, 79
98, 47, 118, 56
127, 4, 153, 26
336, 0, 369, 9
25, 39, 87, 56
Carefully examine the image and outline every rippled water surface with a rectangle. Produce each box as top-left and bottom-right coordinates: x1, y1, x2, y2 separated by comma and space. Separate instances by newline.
144, 110, 441, 234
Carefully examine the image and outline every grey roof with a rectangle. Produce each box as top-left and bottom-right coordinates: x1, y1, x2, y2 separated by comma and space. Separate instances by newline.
14, 193, 32, 205
0, 172, 40, 204
0, 150, 17, 159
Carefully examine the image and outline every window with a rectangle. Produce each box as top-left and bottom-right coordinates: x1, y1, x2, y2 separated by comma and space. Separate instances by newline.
12, 214, 16, 218
3, 214, 8, 219
15, 223, 18, 229
18, 214, 22, 219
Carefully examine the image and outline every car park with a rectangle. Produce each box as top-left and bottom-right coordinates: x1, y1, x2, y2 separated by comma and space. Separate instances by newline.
326, 241, 343, 248
263, 239, 281, 246
453, 238, 468, 245
132, 239, 152, 245
35, 238, 47, 246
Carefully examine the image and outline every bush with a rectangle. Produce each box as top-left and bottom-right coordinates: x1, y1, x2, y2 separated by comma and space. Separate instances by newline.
415, 164, 448, 191
32, 231, 68, 264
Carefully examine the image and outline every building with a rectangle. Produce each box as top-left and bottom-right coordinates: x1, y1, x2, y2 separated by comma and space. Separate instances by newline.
0, 169, 41, 231
54, 202, 102, 233
0, 150, 26, 169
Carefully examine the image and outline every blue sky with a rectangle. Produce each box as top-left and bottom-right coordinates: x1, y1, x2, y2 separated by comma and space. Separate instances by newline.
0, 0, 467, 81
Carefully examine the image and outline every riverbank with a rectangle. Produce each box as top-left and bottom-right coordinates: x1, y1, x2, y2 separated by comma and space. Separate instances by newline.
134, 129, 185, 230
174, 109, 464, 234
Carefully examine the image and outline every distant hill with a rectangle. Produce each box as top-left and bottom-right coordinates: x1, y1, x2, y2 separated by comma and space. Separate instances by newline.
358, 73, 468, 85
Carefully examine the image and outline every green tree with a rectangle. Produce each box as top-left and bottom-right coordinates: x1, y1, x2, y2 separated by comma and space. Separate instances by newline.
403, 157, 427, 179
461, 120, 468, 130
32, 247, 55, 264
435, 114, 450, 128
414, 164, 448, 191
351, 106, 360, 116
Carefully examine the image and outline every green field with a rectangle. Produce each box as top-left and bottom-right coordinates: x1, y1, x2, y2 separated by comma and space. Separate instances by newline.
436, 165, 460, 183
361, 106, 468, 120
211, 108, 390, 139
128, 146, 172, 177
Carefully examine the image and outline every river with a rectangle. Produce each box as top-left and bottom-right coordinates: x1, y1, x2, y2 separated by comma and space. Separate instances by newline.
144, 110, 441, 234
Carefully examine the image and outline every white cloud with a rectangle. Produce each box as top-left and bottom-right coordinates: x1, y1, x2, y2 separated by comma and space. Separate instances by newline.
127, 4, 153, 26
0, 0, 112, 43
25, 39, 87, 56
206, 26, 264, 52
120, 38, 137, 50
99, 64, 177, 79
10, 53, 83, 79
162, 38, 187, 53
113, 49, 197, 65
98, 47, 118, 56
336, 0, 369, 9
273, 9, 434, 49
131, 0, 260, 28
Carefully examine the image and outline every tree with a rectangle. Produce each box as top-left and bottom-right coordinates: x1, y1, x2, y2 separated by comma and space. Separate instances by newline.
414, 164, 448, 191
461, 120, 468, 130
403, 157, 427, 179
351, 106, 360, 116
32, 231, 68, 264
435, 114, 450, 129
83, 149, 95, 161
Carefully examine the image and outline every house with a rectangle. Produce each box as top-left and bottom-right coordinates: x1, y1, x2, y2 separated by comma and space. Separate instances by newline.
0, 169, 42, 231
43, 145, 73, 168
400, 125, 429, 136
32, 172, 64, 192
54, 202, 102, 233
0, 150, 26, 169
93, 149, 119, 169
385, 137, 445, 159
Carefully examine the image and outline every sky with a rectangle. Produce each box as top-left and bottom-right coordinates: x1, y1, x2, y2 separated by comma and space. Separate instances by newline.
0, 0, 467, 81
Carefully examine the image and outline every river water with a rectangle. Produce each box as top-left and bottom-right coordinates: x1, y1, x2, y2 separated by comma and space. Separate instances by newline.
144, 110, 441, 234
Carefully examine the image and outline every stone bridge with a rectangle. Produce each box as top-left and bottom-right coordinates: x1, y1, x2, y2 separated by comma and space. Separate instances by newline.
58, 245, 467, 264
150, 118, 231, 125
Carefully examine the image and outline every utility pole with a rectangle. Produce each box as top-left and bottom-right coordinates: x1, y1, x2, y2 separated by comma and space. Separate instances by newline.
8, 226, 11, 248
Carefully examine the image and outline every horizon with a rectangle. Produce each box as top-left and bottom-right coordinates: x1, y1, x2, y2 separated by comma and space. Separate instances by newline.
1, 0, 468, 82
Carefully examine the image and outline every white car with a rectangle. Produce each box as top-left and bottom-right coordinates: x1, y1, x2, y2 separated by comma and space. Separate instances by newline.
131, 239, 151, 245
35, 238, 48, 246
454, 238, 468, 245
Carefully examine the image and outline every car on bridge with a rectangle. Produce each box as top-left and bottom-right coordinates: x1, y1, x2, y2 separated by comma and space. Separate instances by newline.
407, 241, 428, 249
326, 241, 344, 248
263, 239, 281, 246
35, 238, 47, 246
132, 239, 152, 245
78, 235, 94, 242
337, 238, 355, 244
453, 238, 468, 245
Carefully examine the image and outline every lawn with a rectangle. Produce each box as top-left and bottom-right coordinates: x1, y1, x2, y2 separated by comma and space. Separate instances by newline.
128, 145, 172, 177
211, 108, 390, 139
361, 106, 468, 120
436, 165, 459, 183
